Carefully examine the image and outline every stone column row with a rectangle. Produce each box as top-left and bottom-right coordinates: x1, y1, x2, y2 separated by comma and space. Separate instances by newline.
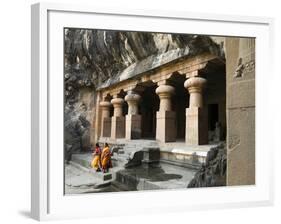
100, 91, 142, 140
154, 76, 208, 145
100, 75, 208, 145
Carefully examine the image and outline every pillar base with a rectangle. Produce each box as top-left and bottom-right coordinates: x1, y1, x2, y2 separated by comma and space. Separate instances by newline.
102, 117, 111, 137
125, 114, 142, 140
111, 116, 125, 139
186, 107, 208, 145
156, 111, 176, 142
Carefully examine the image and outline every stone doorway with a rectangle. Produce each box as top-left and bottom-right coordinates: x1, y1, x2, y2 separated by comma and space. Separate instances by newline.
208, 103, 219, 131
169, 73, 189, 141
201, 60, 226, 141
139, 83, 159, 139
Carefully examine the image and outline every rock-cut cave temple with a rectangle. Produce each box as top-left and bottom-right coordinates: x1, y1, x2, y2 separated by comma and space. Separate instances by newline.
64, 29, 255, 186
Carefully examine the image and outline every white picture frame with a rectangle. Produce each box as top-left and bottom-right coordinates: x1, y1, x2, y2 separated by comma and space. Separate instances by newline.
31, 2, 274, 221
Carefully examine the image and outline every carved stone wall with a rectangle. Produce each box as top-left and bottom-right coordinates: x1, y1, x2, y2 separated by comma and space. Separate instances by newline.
225, 38, 255, 185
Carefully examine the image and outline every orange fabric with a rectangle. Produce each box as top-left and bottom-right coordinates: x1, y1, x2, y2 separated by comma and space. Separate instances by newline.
91, 155, 101, 169
91, 146, 101, 170
101, 146, 112, 170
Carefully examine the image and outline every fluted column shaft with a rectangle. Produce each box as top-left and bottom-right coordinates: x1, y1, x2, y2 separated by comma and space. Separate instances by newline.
99, 101, 112, 138
155, 84, 176, 142
184, 76, 208, 145
125, 91, 142, 140
111, 97, 125, 139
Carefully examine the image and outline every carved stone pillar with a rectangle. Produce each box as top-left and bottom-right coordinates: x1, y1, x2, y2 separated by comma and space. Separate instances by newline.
125, 91, 142, 139
155, 84, 176, 142
184, 76, 208, 145
111, 97, 125, 139
99, 101, 112, 138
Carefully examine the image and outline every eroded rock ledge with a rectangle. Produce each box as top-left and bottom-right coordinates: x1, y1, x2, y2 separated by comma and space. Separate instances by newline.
187, 143, 227, 188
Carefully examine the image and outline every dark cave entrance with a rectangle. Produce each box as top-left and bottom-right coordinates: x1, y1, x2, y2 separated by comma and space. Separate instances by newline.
139, 82, 159, 139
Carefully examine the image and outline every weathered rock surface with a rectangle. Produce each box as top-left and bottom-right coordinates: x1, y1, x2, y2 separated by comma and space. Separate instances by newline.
64, 29, 224, 154
187, 143, 226, 188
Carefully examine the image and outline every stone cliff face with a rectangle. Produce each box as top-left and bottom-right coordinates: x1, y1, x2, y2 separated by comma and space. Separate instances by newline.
64, 28, 224, 156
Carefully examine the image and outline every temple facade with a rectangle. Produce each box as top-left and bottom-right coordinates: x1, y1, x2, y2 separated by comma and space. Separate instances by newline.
92, 37, 255, 186
64, 30, 255, 186
94, 52, 226, 145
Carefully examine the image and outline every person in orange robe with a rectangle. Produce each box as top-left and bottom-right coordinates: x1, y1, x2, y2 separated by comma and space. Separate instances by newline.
101, 143, 112, 173
91, 143, 102, 172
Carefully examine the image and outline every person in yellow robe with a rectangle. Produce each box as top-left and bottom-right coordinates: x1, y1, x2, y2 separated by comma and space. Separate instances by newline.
101, 143, 112, 173
91, 143, 102, 172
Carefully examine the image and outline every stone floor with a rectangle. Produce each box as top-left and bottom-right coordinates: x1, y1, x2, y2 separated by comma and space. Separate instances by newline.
100, 138, 221, 157
65, 163, 116, 194
66, 154, 197, 194
65, 162, 197, 194
65, 140, 222, 194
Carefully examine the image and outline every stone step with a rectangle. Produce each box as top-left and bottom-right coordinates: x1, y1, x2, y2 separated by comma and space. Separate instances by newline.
117, 149, 125, 154
123, 147, 142, 150
69, 161, 113, 182
71, 153, 92, 168
96, 172, 112, 181
71, 153, 116, 181
113, 154, 129, 159
112, 156, 128, 162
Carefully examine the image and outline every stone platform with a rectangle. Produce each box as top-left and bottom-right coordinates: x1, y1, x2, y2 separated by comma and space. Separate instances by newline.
69, 153, 196, 192
159, 141, 222, 169
65, 163, 118, 194
99, 139, 222, 169
68, 140, 223, 193
71, 153, 122, 182
112, 162, 196, 191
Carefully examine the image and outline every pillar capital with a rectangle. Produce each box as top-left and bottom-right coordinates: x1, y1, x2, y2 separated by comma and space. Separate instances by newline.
156, 84, 175, 96
184, 77, 207, 108
156, 84, 175, 112
111, 97, 124, 105
99, 100, 111, 108
99, 100, 111, 119
125, 91, 141, 115
111, 97, 124, 117
184, 76, 207, 93
124, 91, 141, 103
